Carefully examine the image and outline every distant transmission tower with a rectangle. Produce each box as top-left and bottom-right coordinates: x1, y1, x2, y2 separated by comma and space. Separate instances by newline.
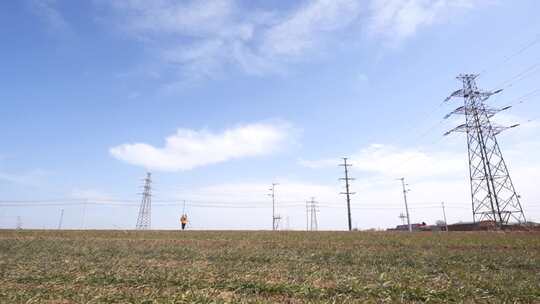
136, 172, 152, 230
339, 157, 355, 231
306, 197, 319, 231
444, 74, 526, 225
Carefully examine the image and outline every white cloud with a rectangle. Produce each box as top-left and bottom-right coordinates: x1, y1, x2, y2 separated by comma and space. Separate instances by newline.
98, 0, 486, 81
261, 0, 363, 56
298, 158, 337, 169
110, 122, 295, 171
28, 0, 70, 33
30, 0, 485, 80
0, 169, 50, 187
100, 0, 264, 79
98, 0, 366, 80
350, 144, 466, 178
159, 39, 227, 79
368, 0, 481, 42
300, 144, 466, 179
107, 0, 237, 37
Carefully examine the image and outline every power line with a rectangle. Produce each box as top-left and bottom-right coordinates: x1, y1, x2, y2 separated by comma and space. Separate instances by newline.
492, 61, 540, 90
2, 196, 486, 206
363, 116, 453, 180
374, 100, 446, 149
500, 87, 540, 107
3, 198, 540, 208
0, 198, 83, 203
479, 32, 540, 78
2, 196, 540, 210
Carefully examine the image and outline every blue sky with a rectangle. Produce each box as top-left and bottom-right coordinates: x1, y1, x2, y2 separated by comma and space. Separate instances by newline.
1, 0, 540, 230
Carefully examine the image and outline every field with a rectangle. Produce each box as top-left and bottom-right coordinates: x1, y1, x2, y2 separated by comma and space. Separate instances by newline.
0, 230, 539, 303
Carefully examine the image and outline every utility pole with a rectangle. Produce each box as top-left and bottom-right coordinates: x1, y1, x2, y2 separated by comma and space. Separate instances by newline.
58, 209, 64, 230
398, 178, 412, 232
269, 183, 280, 231
16, 216, 22, 230
444, 74, 525, 226
339, 157, 355, 231
441, 202, 448, 232
136, 172, 152, 230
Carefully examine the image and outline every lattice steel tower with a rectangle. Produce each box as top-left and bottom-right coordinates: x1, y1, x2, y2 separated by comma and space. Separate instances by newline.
136, 172, 152, 230
306, 197, 319, 231
444, 74, 525, 225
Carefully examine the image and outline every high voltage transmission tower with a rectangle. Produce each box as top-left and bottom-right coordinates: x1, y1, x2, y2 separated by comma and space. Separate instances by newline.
444, 74, 526, 226
269, 183, 280, 231
306, 197, 318, 231
136, 172, 152, 230
339, 157, 355, 231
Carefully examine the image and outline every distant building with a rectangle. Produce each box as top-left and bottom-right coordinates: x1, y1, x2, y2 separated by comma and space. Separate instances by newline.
387, 221, 493, 231
387, 220, 540, 232
446, 221, 500, 231
387, 222, 431, 231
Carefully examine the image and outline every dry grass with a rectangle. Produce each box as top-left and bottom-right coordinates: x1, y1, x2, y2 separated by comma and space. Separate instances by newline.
0, 230, 539, 303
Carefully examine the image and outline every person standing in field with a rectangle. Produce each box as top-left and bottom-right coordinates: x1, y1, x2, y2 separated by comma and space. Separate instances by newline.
180, 214, 188, 230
